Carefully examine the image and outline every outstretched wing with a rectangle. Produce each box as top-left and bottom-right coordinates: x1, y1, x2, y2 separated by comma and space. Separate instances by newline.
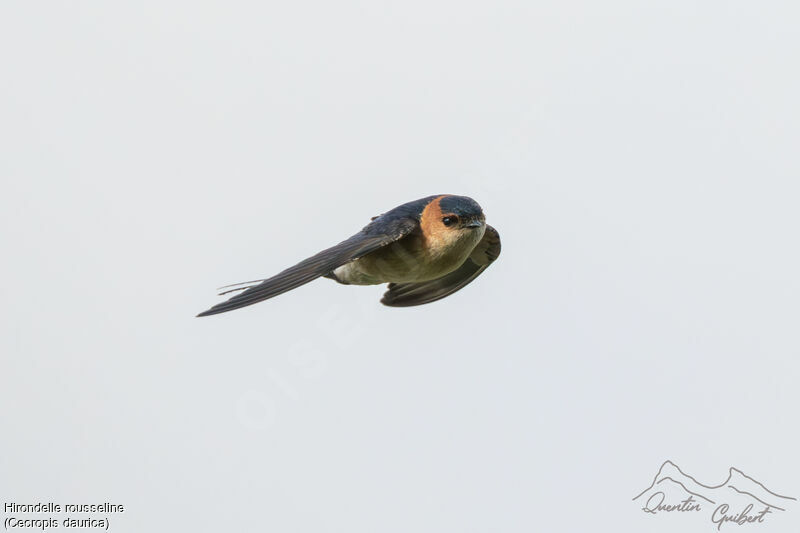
381, 225, 500, 307
197, 217, 419, 317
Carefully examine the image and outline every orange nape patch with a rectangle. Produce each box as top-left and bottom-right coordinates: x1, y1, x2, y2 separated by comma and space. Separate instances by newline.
419, 195, 445, 234
420, 195, 456, 242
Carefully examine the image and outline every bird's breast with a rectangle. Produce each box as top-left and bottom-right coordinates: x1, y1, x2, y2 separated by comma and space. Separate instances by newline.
332, 226, 485, 285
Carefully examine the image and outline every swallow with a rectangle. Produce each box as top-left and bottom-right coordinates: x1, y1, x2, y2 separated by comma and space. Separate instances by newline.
197, 194, 500, 316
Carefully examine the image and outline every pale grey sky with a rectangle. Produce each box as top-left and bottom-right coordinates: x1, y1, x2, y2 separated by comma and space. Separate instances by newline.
2, 2, 799, 532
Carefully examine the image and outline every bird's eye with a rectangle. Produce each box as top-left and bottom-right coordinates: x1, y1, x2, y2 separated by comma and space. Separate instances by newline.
442, 216, 458, 226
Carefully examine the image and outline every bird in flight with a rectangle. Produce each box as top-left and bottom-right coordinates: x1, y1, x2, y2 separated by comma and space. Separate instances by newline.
197, 194, 500, 316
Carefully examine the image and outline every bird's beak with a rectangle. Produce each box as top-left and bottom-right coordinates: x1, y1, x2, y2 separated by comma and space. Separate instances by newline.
464, 219, 484, 228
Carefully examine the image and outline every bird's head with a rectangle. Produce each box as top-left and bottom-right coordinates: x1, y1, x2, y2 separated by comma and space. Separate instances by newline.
420, 195, 486, 247
437, 195, 486, 231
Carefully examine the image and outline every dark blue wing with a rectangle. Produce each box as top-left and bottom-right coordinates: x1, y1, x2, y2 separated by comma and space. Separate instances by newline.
197, 216, 419, 316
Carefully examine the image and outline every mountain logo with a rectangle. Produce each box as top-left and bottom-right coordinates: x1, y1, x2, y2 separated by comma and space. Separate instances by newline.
633, 460, 796, 530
